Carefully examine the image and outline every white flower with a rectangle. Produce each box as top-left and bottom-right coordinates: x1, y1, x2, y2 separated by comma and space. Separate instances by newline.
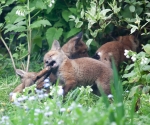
131, 54, 136, 62
108, 94, 113, 99
141, 57, 148, 65
60, 108, 66, 112
57, 86, 64, 96
126, 55, 130, 58
124, 49, 129, 56
28, 96, 36, 101
58, 120, 64, 125
16, 9, 25, 16
51, 0, 55, 3
48, 3, 52, 7
44, 111, 53, 116
44, 121, 49, 125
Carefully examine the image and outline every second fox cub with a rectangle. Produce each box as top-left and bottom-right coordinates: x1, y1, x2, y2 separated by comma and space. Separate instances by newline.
44, 40, 113, 96
93, 35, 139, 68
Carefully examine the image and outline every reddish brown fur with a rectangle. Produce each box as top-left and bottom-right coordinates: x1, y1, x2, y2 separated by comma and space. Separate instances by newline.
93, 35, 139, 68
44, 40, 113, 96
48, 32, 89, 84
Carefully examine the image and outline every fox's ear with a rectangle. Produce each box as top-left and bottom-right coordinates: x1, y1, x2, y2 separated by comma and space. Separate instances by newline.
75, 32, 83, 46
16, 69, 26, 77
51, 40, 61, 50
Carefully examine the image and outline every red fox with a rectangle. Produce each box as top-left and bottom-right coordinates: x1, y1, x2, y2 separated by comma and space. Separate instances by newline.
10, 67, 51, 101
10, 32, 89, 99
93, 35, 139, 68
48, 32, 89, 84
44, 40, 113, 96
62, 32, 89, 59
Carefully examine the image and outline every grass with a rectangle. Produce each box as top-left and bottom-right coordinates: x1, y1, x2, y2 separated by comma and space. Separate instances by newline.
0, 62, 150, 125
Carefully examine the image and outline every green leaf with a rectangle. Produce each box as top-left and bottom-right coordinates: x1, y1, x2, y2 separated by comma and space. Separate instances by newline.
75, 21, 83, 28
142, 86, 150, 94
128, 85, 142, 98
146, 74, 150, 84
17, 33, 26, 39
129, 5, 135, 12
86, 39, 93, 48
143, 44, 150, 55
46, 27, 63, 48
14, 17, 25, 24
68, 8, 77, 15
122, 71, 136, 78
62, 10, 72, 22
4, 24, 26, 33
30, 20, 51, 29
35, 0, 47, 10
0, 8, 2, 15
66, 28, 81, 39
33, 36, 42, 48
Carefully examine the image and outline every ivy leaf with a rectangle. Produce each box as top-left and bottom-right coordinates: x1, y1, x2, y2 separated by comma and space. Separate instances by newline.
46, 27, 63, 48
30, 20, 51, 29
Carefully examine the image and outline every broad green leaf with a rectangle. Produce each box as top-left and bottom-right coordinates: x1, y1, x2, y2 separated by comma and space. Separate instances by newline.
30, 20, 51, 29
125, 64, 134, 71
62, 10, 72, 22
66, 28, 81, 39
35, 0, 47, 10
75, 21, 83, 28
128, 85, 142, 98
46, 27, 63, 48
129, 5, 135, 12
142, 86, 150, 94
33, 36, 42, 48
143, 44, 150, 55
122, 71, 136, 78
68, 8, 77, 15
4, 24, 26, 33
14, 17, 25, 24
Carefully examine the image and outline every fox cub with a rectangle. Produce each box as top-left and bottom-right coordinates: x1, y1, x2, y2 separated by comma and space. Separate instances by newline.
48, 32, 89, 84
10, 67, 51, 101
62, 32, 89, 59
93, 35, 139, 68
44, 40, 113, 96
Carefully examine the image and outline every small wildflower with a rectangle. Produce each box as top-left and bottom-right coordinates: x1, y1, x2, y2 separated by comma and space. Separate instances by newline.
77, 104, 82, 108
125, 90, 129, 93
57, 86, 64, 96
111, 122, 117, 125
131, 54, 136, 62
58, 120, 64, 125
124, 49, 129, 56
28, 96, 36, 101
141, 57, 148, 65
44, 121, 49, 125
60, 108, 66, 112
126, 55, 130, 58
16, 9, 25, 16
108, 94, 113, 99
44, 78, 50, 83
44, 111, 53, 117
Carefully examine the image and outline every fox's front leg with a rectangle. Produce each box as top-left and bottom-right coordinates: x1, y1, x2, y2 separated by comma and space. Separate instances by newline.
62, 80, 77, 96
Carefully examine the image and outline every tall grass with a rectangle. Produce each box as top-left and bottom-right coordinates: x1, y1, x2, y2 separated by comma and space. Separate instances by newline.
0, 62, 150, 125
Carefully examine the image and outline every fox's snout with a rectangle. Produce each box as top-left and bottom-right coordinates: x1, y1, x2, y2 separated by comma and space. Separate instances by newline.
92, 53, 100, 60
44, 58, 56, 67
